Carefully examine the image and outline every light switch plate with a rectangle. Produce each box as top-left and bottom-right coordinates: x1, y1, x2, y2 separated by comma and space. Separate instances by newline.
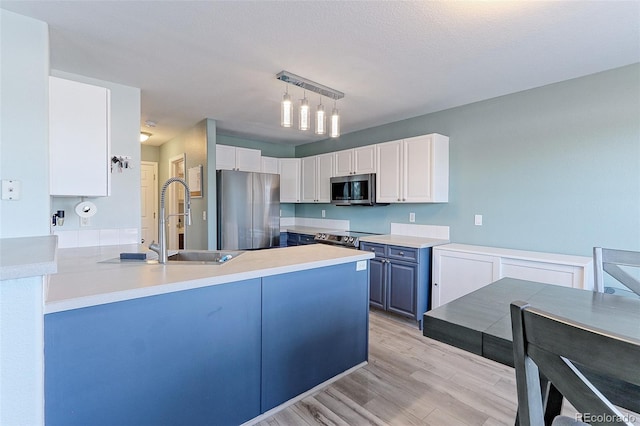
409, 212, 415, 223
1, 179, 21, 200
475, 214, 483, 226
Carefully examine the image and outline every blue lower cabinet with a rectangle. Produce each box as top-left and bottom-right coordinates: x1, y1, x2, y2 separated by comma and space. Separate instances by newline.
261, 263, 369, 412
361, 242, 432, 328
45, 279, 262, 426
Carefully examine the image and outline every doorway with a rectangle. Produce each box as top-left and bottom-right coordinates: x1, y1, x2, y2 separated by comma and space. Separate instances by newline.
140, 161, 158, 245
168, 154, 186, 250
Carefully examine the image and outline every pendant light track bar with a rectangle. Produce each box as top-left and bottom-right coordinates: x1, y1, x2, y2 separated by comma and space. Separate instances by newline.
276, 71, 344, 100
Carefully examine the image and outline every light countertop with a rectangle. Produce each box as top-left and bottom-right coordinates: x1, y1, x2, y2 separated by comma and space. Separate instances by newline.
0, 235, 58, 280
46, 244, 373, 314
281, 226, 346, 235
359, 234, 450, 249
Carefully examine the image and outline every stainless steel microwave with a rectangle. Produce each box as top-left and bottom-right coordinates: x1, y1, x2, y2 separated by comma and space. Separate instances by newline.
330, 173, 384, 206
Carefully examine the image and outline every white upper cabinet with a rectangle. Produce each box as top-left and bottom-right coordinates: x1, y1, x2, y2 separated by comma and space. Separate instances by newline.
49, 76, 111, 196
333, 145, 376, 177
216, 145, 261, 172
376, 133, 449, 203
261, 156, 279, 174
278, 158, 301, 203
301, 153, 334, 203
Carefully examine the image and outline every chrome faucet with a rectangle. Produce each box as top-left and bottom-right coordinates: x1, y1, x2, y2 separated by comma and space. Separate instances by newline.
149, 177, 191, 264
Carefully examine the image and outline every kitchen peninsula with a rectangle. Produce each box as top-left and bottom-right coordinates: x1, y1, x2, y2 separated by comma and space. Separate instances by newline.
45, 244, 374, 425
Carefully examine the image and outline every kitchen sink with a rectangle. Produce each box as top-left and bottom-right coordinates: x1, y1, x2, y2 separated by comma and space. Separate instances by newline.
166, 250, 243, 265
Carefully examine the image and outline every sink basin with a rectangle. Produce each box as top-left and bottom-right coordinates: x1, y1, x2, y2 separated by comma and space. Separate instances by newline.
166, 250, 243, 265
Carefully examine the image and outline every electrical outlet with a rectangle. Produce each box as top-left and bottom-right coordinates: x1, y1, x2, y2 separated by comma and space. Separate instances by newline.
322, 209, 326, 218
203, 211, 207, 221
80, 216, 91, 227
474, 214, 483, 226
409, 212, 415, 223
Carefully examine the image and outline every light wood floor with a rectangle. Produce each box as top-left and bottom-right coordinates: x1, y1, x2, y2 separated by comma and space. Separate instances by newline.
255, 310, 639, 426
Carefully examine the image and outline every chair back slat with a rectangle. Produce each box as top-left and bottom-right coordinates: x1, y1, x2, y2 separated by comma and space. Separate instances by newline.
522, 308, 640, 386
594, 247, 640, 295
511, 300, 640, 426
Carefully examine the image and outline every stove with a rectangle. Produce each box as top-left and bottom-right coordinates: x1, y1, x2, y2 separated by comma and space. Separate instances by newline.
314, 231, 377, 249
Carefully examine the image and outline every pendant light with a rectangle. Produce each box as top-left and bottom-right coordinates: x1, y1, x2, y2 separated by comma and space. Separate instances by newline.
315, 96, 326, 135
281, 86, 293, 128
276, 71, 344, 137
330, 99, 340, 138
299, 91, 310, 131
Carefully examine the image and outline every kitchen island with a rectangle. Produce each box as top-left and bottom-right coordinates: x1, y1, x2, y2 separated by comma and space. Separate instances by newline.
45, 244, 373, 426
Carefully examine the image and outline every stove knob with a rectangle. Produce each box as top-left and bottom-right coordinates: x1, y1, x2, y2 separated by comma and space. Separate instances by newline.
348, 237, 355, 243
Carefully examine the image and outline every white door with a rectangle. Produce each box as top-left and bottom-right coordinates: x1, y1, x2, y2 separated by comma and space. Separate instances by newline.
168, 154, 186, 250
140, 161, 158, 245
353, 145, 376, 174
316, 153, 334, 202
301, 156, 318, 203
376, 140, 403, 203
404, 135, 433, 202
278, 158, 301, 203
333, 149, 353, 177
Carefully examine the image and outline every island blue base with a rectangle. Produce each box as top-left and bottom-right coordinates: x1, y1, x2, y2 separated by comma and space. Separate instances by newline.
44, 262, 369, 425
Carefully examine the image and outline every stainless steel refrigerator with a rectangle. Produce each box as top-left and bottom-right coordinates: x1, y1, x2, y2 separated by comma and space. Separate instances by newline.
216, 170, 280, 250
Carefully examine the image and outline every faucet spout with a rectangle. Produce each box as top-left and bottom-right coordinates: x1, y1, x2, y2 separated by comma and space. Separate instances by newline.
153, 177, 191, 264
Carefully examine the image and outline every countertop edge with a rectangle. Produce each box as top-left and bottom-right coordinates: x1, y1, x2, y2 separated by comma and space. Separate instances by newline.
0, 235, 58, 280
358, 235, 450, 249
45, 249, 374, 314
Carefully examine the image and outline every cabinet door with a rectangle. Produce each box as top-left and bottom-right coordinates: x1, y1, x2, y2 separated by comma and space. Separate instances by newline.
353, 146, 376, 174
376, 140, 402, 203
300, 156, 318, 203
261, 156, 280, 174
278, 158, 301, 203
403, 135, 433, 202
236, 147, 261, 172
334, 149, 353, 177
387, 260, 417, 318
49, 77, 110, 196
316, 153, 334, 202
216, 145, 236, 170
432, 249, 500, 309
368, 258, 386, 309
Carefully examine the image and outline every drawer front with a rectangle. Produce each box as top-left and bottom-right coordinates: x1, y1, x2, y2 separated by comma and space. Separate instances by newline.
360, 242, 385, 258
298, 234, 317, 245
387, 246, 418, 263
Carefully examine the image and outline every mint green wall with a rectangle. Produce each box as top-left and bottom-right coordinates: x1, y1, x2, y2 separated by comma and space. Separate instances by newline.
296, 64, 640, 257
141, 144, 160, 163
50, 71, 141, 232
0, 10, 50, 238
217, 134, 295, 158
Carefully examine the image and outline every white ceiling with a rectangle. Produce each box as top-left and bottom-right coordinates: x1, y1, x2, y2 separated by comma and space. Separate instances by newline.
2, 1, 639, 147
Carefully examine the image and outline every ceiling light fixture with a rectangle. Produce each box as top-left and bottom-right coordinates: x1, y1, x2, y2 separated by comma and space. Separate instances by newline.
315, 97, 326, 135
276, 70, 344, 138
330, 100, 340, 139
281, 85, 293, 128
299, 91, 310, 131
140, 132, 152, 143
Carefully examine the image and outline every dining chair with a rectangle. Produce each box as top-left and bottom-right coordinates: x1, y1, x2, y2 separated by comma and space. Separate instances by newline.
510, 300, 640, 426
593, 247, 640, 296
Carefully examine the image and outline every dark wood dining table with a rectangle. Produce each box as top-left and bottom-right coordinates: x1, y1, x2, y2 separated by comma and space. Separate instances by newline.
422, 277, 640, 415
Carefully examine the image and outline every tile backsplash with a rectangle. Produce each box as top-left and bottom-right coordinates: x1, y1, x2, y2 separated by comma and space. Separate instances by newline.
53, 228, 139, 248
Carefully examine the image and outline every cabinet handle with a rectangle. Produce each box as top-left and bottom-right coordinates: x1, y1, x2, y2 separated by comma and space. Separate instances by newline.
399, 251, 404, 256
403, 198, 406, 201
397, 198, 401, 201
370, 248, 375, 251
